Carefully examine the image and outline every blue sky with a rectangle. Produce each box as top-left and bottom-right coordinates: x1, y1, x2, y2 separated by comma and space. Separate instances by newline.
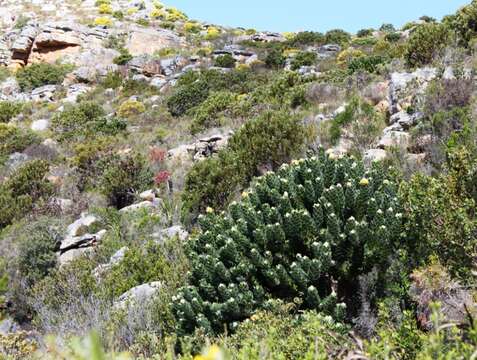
166, 0, 470, 33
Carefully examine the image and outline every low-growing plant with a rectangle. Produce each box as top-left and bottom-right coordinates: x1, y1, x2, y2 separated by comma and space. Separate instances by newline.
324, 29, 351, 46
0, 123, 39, 161
214, 54, 236, 68
0, 101, 23, 123
190, 91, 236, 134
291, 51, 317, 70
117, 99, 146, 118
16, 63, 71, 91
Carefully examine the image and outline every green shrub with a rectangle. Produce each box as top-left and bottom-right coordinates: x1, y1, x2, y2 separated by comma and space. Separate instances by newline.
291, 51, 317, 70
0, 123, 39, 161
101, 71, 123, 89
379, 23, 396, 33
16, 63, 71, 91
287, 31, 324, 46
265, 48, 286, 69
348, 55, 386, 74
404, 23, 449, 67
16, 219, 62, 287
385, 32, 401, 43
97, 152, 153, 208
168, 68, 264, 117
113, 48, 133, 65
182, 111, 307, 221
0, 101, 23, 123
174, 152, 403, 335
357, 28, 374, 37
214, 54, 236, 68
448, 0, 477, 46
51, 101, 126, 140
226, 305, 352, 359
324, 29, 351, 46
0, 160, 53, 228
190, 91, 236, 134
400, 149, 477, 280
328, 96, 376, 145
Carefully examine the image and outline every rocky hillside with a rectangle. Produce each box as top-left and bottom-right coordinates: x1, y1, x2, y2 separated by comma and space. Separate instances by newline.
1, 0, 477, 359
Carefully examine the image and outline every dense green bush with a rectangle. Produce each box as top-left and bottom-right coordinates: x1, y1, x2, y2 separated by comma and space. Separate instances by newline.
0, 160, 53, 228
214, 54, 236, 68
182, 111, 307, 221
348, 55, 386, 74
51, 101, 126, 140
287, 31, 325, 46
357, 28, 374, 37
400, 149, 477, 281
167, 68, 268, 117
324, 29, 351, 45
0, 123, 39, 161
290, 51, 317, 70
404, 23, 449, 67
97, 152, 153, 209
16, 63, 71, 91
447, 0, 477, 46
15, 219, 62, 287
190, 91, 236, 134
265, 48, 286, 69
0, 101, 23, 123
174, 152, 403, 335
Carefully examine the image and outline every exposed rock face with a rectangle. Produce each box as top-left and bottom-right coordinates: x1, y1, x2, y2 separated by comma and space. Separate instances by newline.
114, 282, 162, 309
377, 131, 410, 150
93, 246, 129, 279
126, 27, 185, 56
168, 133, 231, 163
58, 214, 106, 265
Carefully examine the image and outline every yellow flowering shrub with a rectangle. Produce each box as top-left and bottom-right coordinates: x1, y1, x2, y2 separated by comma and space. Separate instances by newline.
184, 21, 202, 33
283, 31, 296, 40
194, 345, 223, 360
150, 8, 165, 19
117, 100, 146, 118
98, 3, 112, 14
165, 7, 188, 22
336, 47, 366, 66
205, 26, 221, 40
0, 331, 37, 358
126, 7, 138, 15
153, 0, 163, 9
94, 17, 113, 27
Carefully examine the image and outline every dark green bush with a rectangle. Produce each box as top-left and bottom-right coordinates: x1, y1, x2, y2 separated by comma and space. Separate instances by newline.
174, 152, 403, 335
113, 48, 133, 65
265, 48, 286, 69
379, 23, 396, 33
291, 51, 317, 70
214, 54, 236, 68
190, 91, 236, 134
51, 101, 126, 140
348, 55, 386, 74
287, 31, 325, 46
0, 123, 39, 161
0, 160, 53, 228
168, 69, 267, 117
16, 63, 71, 91
384, 32, 401, 43
404, 23, 449, 67
16, 219, 62, 287
357, 28, 374, 38
0, 101, 23, 123
182, 111, 307, 221
324, 29, 351, 46
97, 152, 153, 209
447, 0, 477, 46
400, 149, 477, 281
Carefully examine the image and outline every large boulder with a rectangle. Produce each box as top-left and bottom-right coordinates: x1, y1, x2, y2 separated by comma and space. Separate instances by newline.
126, 27, 184, 56
114, 282, 162, 309
378, 131, 410, 150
